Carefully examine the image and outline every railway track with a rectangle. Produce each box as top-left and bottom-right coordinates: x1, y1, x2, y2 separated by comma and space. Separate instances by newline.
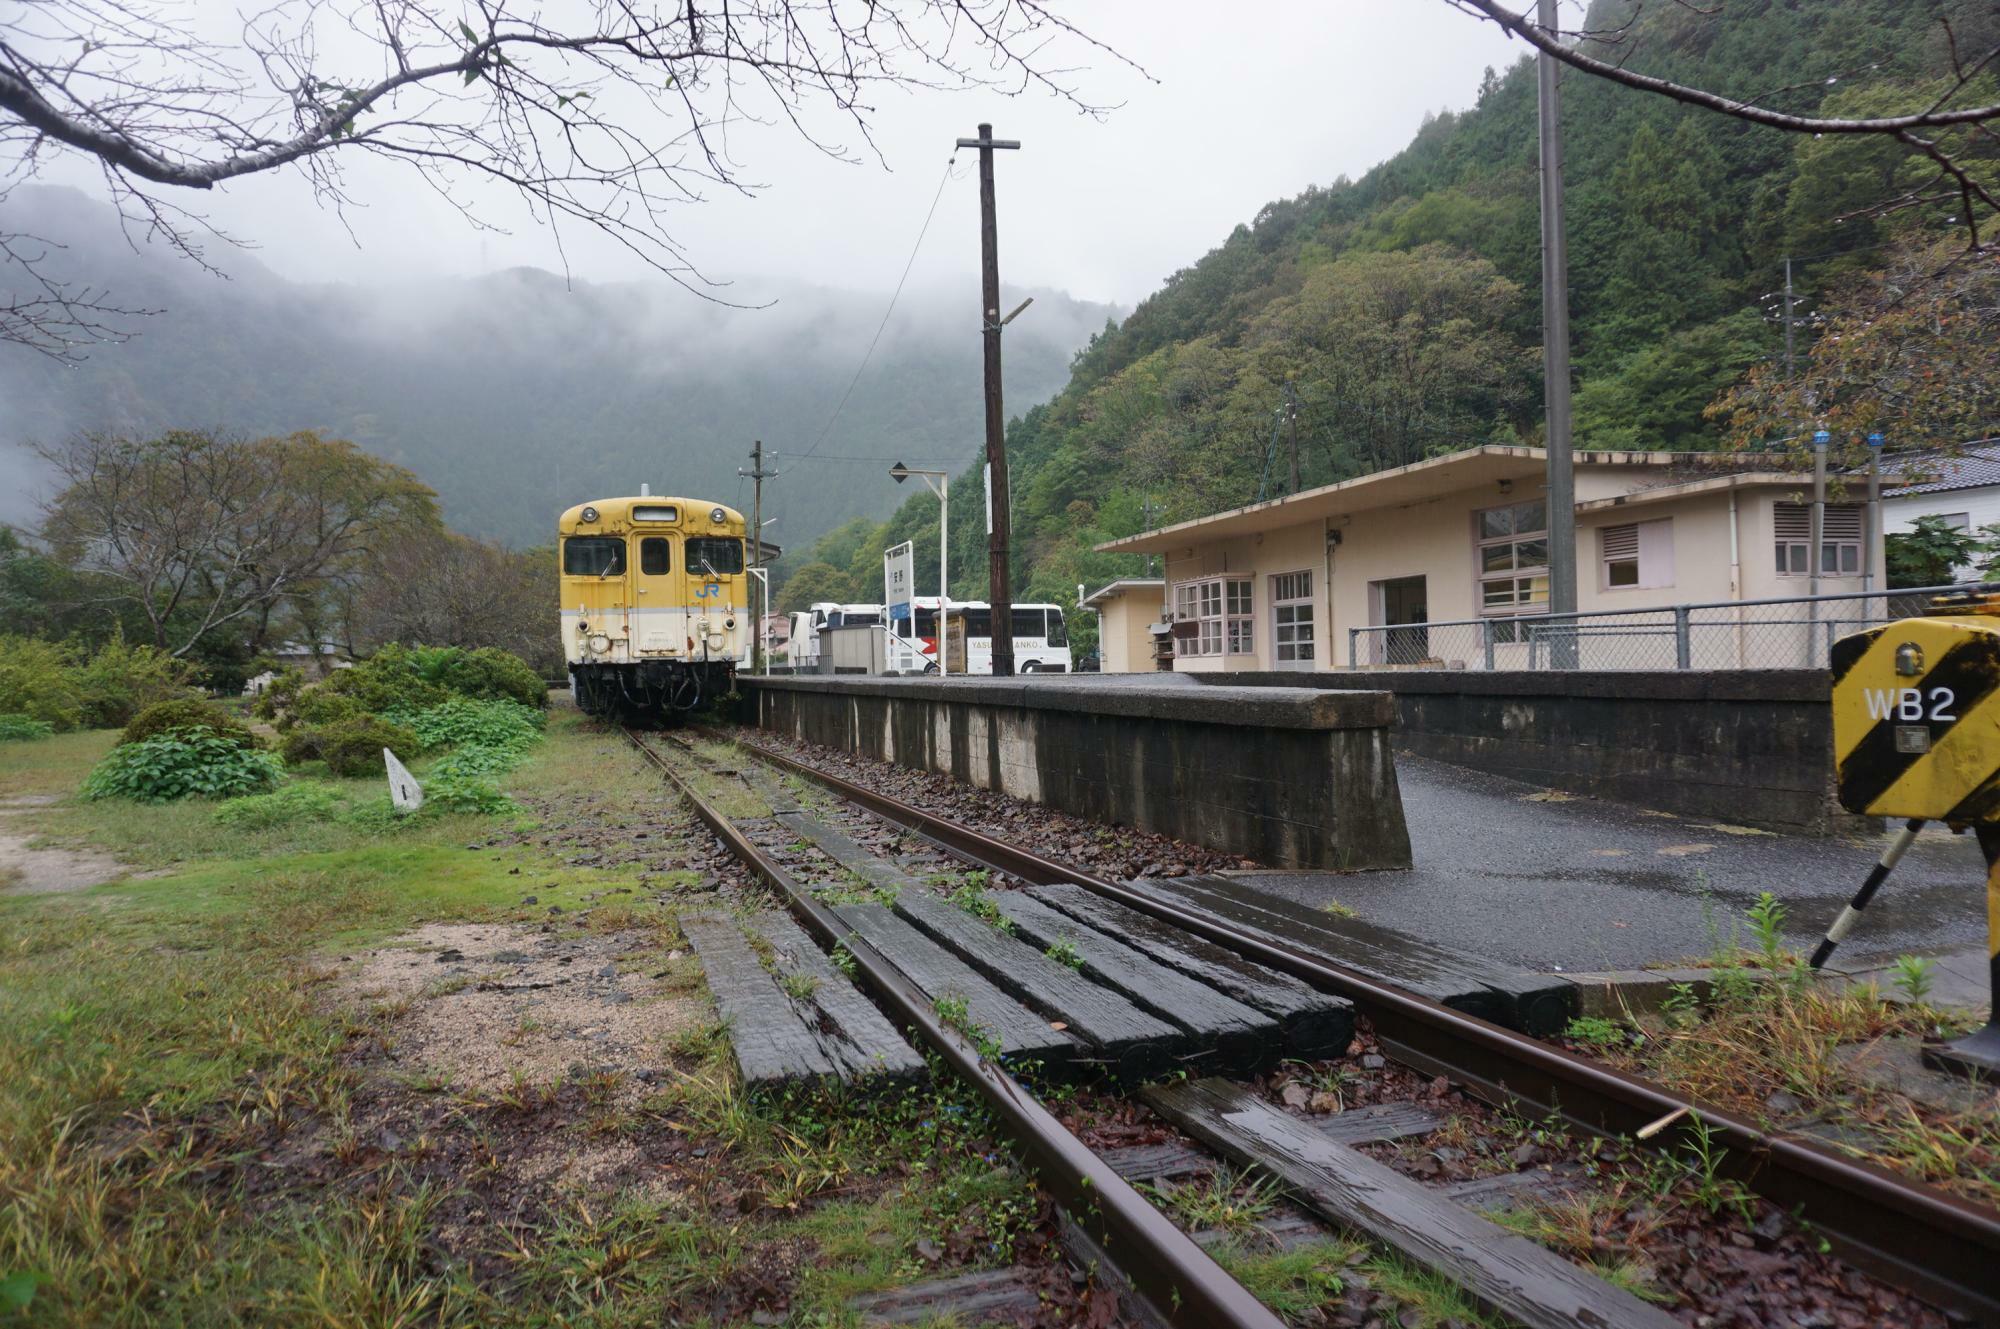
631, 724, 2000, 1327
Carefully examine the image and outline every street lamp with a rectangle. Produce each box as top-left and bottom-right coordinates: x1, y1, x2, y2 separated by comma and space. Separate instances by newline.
891, 461, 951, 675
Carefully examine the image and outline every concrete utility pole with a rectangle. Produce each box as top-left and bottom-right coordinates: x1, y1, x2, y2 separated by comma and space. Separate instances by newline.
1284, 379, 1302, 495
738, 440, 776, 661
1783, 257, 1796, 379
957, 123, 1021, 676
1535, 0, 1578, 665
1141, 499, 1161, 577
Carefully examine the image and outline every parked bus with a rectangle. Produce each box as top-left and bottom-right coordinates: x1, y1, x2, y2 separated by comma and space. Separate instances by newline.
786, 602, 884, 669
895, 598, 1071, 673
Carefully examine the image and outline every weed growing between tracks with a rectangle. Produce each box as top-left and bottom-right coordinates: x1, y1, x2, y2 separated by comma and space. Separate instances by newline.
0, 711, 1083, 1326
1561, 894, 1999, 1209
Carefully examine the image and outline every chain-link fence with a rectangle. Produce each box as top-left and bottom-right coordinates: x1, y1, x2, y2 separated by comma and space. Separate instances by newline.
1346, 583, 1996, 672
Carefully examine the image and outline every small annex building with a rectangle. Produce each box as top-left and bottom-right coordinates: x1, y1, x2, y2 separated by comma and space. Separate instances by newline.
1079, 578, 1166, 673
1095, 445, 1882, 673
1882, 442, 2000, 581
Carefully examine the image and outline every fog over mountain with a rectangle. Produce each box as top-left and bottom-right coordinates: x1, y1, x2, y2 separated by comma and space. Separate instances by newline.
0, 187, 1119, 553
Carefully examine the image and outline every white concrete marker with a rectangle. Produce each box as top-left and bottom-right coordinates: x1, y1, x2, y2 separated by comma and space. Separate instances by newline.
384, 748, 424, 813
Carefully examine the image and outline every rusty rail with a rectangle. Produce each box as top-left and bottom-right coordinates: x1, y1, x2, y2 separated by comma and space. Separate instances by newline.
727, 729, 2000, 1324
624, 727, 1286, 1329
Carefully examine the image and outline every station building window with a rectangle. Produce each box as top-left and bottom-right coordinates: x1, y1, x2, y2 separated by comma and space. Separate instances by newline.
1599, 518, 1674, 591
1270, 570, 1315, 665
1475, 500, 1549, 616
1774, 503, 1862, 576
1174, 577, 1253, 657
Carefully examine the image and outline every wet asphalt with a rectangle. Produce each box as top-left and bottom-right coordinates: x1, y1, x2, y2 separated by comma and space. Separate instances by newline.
1233, 754, 1991, 973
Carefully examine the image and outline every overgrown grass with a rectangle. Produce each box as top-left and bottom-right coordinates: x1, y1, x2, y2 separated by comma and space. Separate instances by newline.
1, 708, 1052, 1326
1574, 893, 2000, 1207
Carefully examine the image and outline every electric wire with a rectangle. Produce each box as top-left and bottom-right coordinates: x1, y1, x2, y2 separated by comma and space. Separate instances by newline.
790, 157, 959, 466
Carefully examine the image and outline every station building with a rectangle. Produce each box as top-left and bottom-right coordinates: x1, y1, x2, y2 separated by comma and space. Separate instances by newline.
1092, 445, 1881, 673
1079, 577, 1166, 672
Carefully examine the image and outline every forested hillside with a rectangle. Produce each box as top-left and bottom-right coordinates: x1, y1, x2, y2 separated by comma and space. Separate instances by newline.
777, 0, 1991, 647
0, 187, 1115, 553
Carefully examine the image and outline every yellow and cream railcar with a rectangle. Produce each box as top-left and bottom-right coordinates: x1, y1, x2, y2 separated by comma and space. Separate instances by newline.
559, 496, 751, 718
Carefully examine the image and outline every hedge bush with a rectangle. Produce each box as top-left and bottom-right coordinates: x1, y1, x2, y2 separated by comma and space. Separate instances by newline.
0, 713, 54, 742
82, 734, 285, 803
122, 699, 262, 750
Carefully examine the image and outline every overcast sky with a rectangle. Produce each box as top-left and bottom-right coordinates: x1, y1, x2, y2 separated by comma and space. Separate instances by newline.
47, 2, 1525, 309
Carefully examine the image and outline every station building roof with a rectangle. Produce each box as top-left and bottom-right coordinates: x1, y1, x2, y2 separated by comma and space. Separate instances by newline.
1080, 578, 1165, 609
1094, 445, 1779, 556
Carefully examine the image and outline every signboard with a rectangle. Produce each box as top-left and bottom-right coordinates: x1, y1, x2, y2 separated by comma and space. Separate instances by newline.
883, 541, 915, 624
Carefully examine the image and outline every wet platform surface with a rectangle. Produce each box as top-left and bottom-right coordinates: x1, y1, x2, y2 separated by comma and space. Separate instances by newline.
1226, 754, 1989, 974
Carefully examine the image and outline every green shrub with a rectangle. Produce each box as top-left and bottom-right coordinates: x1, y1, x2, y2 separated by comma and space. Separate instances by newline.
318, 645, 450, 714
389, 697, 544, 753
71, 639, 200, 729
0, 636, 83, 730
411, 646, 548, 709
121, 699, 261, 750
293, 689, 367, 728
290, 715, 419, 778
424, 772, 513, 814
213, 782, 344, 829
251, 665, 309, 723
0, 713, 55, 742
82, 734, 285, 803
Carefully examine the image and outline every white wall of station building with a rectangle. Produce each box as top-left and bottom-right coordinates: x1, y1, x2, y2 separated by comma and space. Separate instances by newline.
1090, 447, 1883, 673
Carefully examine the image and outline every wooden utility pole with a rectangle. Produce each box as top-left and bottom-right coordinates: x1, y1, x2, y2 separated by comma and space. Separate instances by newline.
958, 122, 1021, 675
1536, 0, 1578, 666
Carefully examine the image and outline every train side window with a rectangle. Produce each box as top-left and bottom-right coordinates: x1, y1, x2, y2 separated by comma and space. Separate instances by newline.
685, 536, 744, 575
563, 536, 626, 576
640, 537, 671, 576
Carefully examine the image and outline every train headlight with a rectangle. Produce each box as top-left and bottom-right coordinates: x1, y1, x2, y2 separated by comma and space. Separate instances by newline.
723, 616, 737, 630
587, 633, 612, 655
709, 506, 727, 524
580, 506, 599, 523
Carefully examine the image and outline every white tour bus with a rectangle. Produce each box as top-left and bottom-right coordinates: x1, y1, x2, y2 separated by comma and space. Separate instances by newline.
895, 598, 1072, 673
786, 601, 885, 669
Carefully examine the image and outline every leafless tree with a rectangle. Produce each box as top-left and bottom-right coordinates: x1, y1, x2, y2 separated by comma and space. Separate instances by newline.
349, 527, 557, 673
0, 0, 1129, 354
38, 428, 437, 656
1451, 0, 2000, 247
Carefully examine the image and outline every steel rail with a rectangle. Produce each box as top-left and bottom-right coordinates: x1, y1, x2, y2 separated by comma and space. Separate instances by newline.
623, 728, 1285, 1329
728, 730, 2000, 1324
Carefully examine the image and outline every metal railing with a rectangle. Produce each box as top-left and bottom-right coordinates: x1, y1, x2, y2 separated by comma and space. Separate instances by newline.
1346, 582, 1997, 672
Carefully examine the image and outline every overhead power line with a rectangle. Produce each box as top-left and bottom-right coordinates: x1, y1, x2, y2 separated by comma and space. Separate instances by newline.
792, 157, 959, 465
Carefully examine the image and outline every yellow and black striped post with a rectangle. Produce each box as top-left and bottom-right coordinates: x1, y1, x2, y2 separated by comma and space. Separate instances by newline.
1832, 600, 2000, 1081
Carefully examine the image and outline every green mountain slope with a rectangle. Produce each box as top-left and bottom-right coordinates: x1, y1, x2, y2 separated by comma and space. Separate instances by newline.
780, 0, 1986, 647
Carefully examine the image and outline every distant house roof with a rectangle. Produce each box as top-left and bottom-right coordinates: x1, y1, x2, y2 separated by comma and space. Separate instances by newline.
1882, 442, 2000, 498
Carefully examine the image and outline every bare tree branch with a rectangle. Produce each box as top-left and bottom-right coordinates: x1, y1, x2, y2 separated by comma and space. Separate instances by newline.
0, 0, 1140, 351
